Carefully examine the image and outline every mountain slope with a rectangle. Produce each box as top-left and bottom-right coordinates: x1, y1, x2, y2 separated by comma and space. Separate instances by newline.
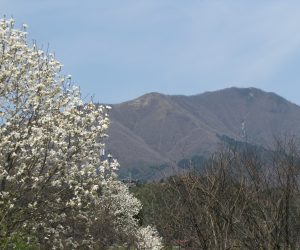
106, 87, 300, 179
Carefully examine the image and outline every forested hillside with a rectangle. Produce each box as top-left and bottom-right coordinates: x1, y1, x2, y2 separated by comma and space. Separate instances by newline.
132, 139, 300, 248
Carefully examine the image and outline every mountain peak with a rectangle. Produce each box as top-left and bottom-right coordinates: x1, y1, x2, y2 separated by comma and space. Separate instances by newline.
143, 92, 165, 97
197, 87, 291, 105
124, 92, 167, 108
204, 87, 262, 96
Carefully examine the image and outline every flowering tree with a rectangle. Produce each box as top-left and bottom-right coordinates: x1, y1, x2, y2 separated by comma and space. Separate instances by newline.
0, 18, 162, 249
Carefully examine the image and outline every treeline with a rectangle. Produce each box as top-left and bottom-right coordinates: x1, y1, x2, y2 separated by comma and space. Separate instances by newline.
132, 139, 300, 249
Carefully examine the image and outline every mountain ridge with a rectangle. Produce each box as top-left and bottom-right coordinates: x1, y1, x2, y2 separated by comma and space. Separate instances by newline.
105, 87, 300, 179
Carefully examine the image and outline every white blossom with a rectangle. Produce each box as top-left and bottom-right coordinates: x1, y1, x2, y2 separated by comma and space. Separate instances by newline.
0, 18, 162, 249
136, 226, 163, 250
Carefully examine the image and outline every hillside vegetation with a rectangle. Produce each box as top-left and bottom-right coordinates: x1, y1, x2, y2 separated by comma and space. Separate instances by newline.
132, 139, 300, 249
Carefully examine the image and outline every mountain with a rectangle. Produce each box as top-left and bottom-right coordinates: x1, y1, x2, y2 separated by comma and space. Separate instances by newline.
105, 87, 300, 180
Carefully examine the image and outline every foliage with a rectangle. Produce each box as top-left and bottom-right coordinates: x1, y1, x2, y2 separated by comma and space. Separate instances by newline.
0, 18, 162, 249
133, 140, 300, 249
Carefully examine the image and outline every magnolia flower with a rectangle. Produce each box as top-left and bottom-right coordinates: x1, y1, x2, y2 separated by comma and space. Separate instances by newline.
22, 23, 28, 29
0, 17, 162, 249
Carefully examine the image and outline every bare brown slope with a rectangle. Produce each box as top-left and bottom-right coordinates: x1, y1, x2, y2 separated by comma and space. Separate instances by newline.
106, 87, 300, 175
107, 119, 168, 167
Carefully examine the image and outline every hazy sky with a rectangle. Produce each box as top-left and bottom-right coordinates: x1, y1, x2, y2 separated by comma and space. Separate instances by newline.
2, 0, 300, 104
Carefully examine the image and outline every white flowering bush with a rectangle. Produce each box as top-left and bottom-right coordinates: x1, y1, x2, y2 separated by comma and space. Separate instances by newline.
136, 226, 163, 250
0, 18, 162, 249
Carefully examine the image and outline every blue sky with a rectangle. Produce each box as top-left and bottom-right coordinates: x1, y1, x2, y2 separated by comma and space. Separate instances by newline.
2, 0, 300, 104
